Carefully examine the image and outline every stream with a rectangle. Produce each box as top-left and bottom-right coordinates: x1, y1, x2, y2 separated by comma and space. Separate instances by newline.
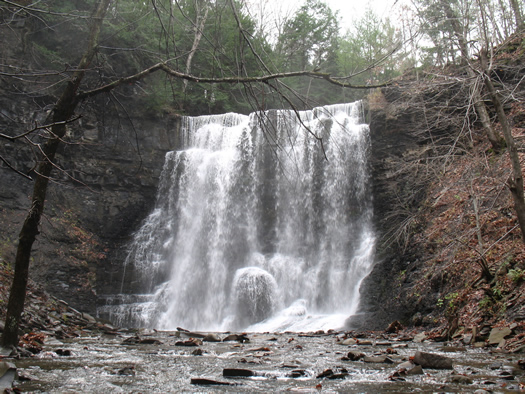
11, 329, 525, 393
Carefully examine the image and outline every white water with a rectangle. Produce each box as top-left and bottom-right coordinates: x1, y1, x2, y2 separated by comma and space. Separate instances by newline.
99, 102, 375, 332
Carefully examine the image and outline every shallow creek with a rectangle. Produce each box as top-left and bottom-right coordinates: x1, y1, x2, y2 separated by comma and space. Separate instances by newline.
12, 330, 525, 393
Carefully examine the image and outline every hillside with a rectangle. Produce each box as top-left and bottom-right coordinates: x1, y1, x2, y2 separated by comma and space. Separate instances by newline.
360, 31, 525, 335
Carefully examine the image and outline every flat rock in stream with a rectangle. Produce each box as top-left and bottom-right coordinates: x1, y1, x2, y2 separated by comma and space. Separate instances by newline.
446, 374, 473, 384
413, 351, 453, 369
223, 334, 250, 343
122, 336, 162, 345
223, 368, 256, 377
191, 378, 236, 386
177, 327, 206, 339
202, 333, 221, 342
363, 355, 394, 364
175, 339, 200, 347
316, 368, 349, 379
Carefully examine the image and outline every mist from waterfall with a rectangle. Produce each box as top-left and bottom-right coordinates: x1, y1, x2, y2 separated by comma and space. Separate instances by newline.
99, 102, 375, 332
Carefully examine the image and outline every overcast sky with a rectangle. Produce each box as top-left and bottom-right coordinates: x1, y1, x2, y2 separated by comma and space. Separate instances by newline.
248, 0, 402, 35
324, 0, 399, 29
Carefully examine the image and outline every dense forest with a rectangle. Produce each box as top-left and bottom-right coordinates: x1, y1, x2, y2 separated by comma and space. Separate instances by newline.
0, 0, 524, 348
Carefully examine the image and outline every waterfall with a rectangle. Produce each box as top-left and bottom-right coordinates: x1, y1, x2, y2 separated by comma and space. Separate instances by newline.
99, 102, 375, 332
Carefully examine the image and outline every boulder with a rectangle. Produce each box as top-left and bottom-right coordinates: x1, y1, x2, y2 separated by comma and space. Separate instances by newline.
232, 267, 277, 327
345, 351, 365, 361
0, 361, 17, 392
413, 333, 427, 343
488, 327, 512, 345
413, 351, 453, 369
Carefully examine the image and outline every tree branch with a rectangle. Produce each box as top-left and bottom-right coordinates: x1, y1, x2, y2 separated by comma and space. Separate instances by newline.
78, 62, 392, 101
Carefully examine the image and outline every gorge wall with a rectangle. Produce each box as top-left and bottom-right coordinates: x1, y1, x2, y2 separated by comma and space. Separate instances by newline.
0, 94, 412, 325
3, 33, 523, 328
0, 98, 182, 314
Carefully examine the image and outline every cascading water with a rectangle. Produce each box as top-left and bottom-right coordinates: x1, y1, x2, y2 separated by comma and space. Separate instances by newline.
99, 102, 375, 332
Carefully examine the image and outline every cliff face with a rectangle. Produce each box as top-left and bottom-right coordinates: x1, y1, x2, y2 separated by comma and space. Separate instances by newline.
357, 33, 525, 331
0, 100, 182, 313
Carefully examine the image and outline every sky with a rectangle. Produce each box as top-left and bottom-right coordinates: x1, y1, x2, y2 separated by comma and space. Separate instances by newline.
325, 0, 399, 28
247, 0, 402, 36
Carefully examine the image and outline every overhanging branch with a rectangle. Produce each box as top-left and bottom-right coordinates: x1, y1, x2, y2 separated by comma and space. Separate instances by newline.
77, 62, 392, 101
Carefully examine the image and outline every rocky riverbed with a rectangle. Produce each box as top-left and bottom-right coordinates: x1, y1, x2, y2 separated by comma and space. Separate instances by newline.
2, 322, 525, 393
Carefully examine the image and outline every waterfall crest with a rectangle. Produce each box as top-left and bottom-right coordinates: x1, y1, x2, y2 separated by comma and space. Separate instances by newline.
99, 102, 375, 332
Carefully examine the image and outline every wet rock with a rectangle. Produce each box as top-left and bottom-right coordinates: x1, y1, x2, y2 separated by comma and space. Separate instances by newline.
138, 338, 163, 345
357, 339, 373, 345
280, 362, 302, 368
175, 340, 200, 347
203, 333, 221, 342
489, 361, 503, 370
327, 373, 349, 379
462, 333, 473, 345
191, 378, 235, 386
488, 327, 512, 345
363, 355, 394, 364
440, 346, 466, 352
316, 368, 348, 379
191, 348, 204, 356
413, 333, 427, 343
0, 361, 17, 392
81, 312, 97, 324
0, 347, 11, 358
446, 374, 473, 384
117, 365, 135, 376
288, 369, 307, 378
343, 351, 365, 361
177, 328, 206, 339
246, 346, 271, 352
223, 334, 249, 343
407, 365, 423, 375
385, 320, 403, 333
340, 338, 357, 346
413, 351, 453, 369
317, 369, 334, 378
55, 348, 72, 356
223, 368, 256, 377
122, 335, 162, 345
238, 357, 262, 364
390, 361, 423, 379
518, 359, 525, 370
499, 371, 515, 380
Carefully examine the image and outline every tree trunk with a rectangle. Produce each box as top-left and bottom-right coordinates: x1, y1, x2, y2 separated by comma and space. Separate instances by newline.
480, 49, 525, 243
508, 0, 524, 30
1, 0, 112, 348
182, 1, 209, 95
440, 0, 503, 152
